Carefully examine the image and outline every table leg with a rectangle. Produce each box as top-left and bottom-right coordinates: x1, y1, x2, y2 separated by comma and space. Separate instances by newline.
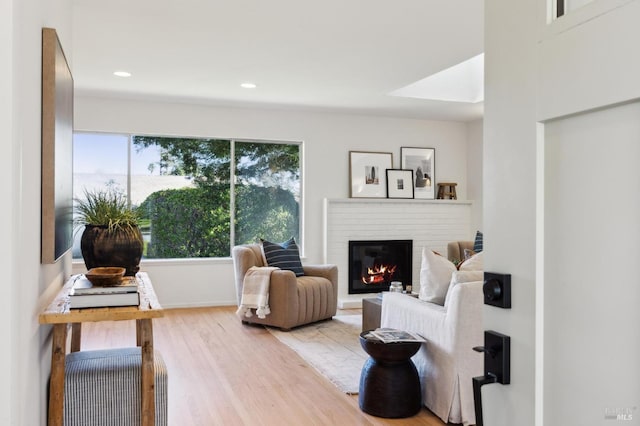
70, 323, 82, 352
137, 318, 155, 426
49, 323, 68, 426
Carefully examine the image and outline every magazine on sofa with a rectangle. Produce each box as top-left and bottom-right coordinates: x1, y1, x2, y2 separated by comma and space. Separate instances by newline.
365, 328, 426, 343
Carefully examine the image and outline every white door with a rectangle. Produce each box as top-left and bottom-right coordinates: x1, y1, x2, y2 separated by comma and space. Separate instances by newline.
483, 0, 640, 425
544, 103, 640, 425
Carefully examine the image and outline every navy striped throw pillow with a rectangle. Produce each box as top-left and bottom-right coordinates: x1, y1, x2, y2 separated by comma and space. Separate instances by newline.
473, 230, 483, 253
261, 237, 304, 276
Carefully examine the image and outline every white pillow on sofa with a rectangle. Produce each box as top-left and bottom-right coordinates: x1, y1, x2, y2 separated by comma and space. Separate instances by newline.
444, 270, 484, 308
419, 247, 457, 305
458, 251, 483, 271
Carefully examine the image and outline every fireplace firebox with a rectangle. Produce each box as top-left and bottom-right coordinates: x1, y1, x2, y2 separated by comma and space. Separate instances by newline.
348, 240, 412, 294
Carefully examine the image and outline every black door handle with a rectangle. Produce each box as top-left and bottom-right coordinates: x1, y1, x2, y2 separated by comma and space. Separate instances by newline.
473, 374, 497, 426
472, 331, 511, 425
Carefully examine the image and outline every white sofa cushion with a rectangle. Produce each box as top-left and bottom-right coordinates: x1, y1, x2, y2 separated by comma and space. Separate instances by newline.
419, 247, 456, 305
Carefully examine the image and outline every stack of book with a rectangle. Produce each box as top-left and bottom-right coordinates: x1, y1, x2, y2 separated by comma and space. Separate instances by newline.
69, 275, 140, 308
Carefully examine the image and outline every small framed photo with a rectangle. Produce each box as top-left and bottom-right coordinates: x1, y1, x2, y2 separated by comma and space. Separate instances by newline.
386, 169, 414, 199
349, 151, 393, 198
401, 147, 435, 199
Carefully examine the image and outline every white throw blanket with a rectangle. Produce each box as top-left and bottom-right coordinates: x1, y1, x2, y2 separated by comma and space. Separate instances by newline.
236, 266, 278, 319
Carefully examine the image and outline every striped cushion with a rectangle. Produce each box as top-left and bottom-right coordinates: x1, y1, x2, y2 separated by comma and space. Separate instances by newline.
261, 237, 304, 276
64, 347, 167, 426
473, 230, 483, 252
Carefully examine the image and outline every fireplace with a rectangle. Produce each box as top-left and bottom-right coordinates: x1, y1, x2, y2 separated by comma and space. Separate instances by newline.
348, 240, 412, 294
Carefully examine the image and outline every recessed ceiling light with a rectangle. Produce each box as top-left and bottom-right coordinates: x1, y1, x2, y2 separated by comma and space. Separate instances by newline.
389, 53, 484, 103
113, 71, 132, 78
240, 82, 257, 89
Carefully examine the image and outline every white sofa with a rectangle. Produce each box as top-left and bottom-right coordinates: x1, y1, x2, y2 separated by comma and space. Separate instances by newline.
380, 251, 484, 425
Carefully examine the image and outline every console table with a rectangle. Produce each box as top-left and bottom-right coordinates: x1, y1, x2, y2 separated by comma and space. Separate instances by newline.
39, 272, 164, 426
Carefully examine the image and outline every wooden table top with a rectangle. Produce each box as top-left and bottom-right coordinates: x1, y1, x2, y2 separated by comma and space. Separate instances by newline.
39, 272, 164, 324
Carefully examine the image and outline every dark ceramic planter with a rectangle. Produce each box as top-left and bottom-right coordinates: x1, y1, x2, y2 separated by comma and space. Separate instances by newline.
80, 225, 144, 276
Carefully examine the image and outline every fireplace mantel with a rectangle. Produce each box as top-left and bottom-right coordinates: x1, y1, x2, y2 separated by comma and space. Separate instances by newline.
323, 198, 472, 308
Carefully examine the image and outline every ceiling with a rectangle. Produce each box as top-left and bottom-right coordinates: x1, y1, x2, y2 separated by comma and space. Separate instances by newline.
71, 0, 484, 122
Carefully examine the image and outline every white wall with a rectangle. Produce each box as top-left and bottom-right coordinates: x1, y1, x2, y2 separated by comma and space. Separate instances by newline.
466, 118, 483, 233
483, 0, 640, 425
74, 95, 474, 307
6, 1, 73, 425
0, 1, 15, 423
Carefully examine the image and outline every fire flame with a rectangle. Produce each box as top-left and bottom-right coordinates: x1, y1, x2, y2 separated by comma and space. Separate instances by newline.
361, 264, 397, 284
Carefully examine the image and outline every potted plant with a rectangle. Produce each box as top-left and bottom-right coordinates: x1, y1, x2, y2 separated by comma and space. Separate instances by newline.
75, 188, 144, 276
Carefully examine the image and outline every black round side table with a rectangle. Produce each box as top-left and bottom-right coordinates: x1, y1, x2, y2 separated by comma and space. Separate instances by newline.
358, 331, 422, 418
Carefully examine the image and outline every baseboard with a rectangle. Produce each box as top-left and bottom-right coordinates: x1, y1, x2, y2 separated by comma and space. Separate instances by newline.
160, 301, 236, 309
338, 299, 365, 309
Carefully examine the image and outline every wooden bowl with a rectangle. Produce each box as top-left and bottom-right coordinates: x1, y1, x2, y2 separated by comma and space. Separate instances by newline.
85, 267, 126, 287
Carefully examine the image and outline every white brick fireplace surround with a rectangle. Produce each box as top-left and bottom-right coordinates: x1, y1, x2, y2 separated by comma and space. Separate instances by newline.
323, 198, 472, 308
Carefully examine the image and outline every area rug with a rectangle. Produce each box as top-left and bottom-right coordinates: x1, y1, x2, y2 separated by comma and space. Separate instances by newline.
268, 315, 367, 394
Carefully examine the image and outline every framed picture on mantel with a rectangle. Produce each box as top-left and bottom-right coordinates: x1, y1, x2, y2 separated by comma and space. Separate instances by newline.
386, 169, 414, 199
400, 147, 435, 199
349, 151, 393, 198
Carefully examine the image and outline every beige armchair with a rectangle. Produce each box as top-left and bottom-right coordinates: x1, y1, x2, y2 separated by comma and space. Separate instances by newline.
232, 244, 338, 330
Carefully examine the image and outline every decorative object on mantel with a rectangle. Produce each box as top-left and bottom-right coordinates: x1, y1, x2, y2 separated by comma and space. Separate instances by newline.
437, 182, 458, 200
349, 151, 393, 198
400, 147, 436, 200
385, 169, 415, 199
75, 189, 144, 276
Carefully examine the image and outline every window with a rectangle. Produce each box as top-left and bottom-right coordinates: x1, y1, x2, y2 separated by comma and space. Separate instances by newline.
73, 133, 301, 259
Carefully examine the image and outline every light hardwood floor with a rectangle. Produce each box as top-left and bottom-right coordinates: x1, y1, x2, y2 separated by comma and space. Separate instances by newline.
79, 306, 450, 426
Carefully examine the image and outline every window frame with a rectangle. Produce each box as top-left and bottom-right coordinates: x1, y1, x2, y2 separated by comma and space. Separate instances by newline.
72, 131, 304, 261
